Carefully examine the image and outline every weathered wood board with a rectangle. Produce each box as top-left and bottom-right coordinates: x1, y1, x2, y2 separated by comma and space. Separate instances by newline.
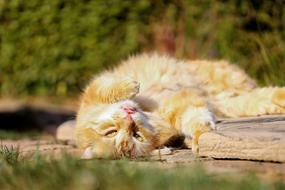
199, 115, 285, 162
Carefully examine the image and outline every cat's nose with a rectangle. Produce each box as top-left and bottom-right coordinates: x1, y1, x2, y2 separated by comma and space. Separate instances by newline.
123, 107, 136, 114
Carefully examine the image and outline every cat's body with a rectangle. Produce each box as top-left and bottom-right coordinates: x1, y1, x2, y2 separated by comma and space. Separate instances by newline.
76, 54, 285, 158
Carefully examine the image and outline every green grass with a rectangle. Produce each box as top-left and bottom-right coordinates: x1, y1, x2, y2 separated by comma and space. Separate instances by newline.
0, 145, 19, 165
0, 146, 284, 190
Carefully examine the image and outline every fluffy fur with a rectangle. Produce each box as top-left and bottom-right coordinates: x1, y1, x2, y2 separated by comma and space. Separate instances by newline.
76, 53, 285, 158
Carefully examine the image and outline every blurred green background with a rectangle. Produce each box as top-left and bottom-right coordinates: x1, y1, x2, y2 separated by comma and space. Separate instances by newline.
1, 0, 284, 98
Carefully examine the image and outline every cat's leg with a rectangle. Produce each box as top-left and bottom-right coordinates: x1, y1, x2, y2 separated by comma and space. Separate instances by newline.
81, 75, 140, 105
214, 87, 285, 117
158, 89, 216, 153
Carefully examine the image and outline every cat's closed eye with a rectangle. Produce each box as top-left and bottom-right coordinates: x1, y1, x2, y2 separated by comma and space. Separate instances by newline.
105, 129, 118, 137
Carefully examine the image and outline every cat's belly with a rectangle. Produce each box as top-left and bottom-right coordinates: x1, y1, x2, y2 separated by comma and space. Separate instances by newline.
142, 89, 176, 104
135, 81, 203, 112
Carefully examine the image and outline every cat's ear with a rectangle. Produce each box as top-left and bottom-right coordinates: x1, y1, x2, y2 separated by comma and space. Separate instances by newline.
155, 125, 179, 147
146, 113, 178, 147
133, 96, 158, 111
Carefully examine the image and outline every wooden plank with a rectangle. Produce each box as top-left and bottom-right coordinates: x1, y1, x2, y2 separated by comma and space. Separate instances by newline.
199, 115, 285, 162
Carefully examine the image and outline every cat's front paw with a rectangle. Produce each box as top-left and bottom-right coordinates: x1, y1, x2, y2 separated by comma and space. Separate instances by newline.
191, 121, 215, 154
116, 78, 140, 101
181, 108, 216, 154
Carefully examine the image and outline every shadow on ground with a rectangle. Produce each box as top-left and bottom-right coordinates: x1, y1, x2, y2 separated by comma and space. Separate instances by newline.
0, 105, 75, 135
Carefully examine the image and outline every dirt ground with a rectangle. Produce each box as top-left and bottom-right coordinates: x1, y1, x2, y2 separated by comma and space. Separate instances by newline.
1, 138, 285, 182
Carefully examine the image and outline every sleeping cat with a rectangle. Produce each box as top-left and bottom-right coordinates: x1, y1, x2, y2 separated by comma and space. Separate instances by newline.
75, 53, 285, 158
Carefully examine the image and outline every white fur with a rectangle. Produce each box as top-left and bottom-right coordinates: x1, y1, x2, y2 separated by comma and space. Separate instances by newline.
81, 147, 94, 159
181, 107, 216, 137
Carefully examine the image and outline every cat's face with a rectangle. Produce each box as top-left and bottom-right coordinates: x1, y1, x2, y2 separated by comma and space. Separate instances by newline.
77, 100, 160, 158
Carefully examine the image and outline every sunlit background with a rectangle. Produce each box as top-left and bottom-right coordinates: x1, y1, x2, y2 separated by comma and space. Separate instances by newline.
0, 0, 284, 99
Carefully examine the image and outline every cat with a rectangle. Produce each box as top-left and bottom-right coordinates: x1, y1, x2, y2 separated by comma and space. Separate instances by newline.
75, 53, 285, 159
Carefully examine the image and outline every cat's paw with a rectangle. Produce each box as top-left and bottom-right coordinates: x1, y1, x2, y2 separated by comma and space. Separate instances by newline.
191, 121, 214, 154
181, 108, 216, 154
181, 108, 216, 135
116, 78, 140, 100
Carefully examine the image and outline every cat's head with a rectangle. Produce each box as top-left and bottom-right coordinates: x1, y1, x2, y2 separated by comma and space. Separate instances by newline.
76, 100, 168, 159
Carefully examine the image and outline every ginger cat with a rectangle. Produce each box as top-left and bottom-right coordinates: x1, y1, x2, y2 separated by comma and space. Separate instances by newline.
75, 53, 285, 158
